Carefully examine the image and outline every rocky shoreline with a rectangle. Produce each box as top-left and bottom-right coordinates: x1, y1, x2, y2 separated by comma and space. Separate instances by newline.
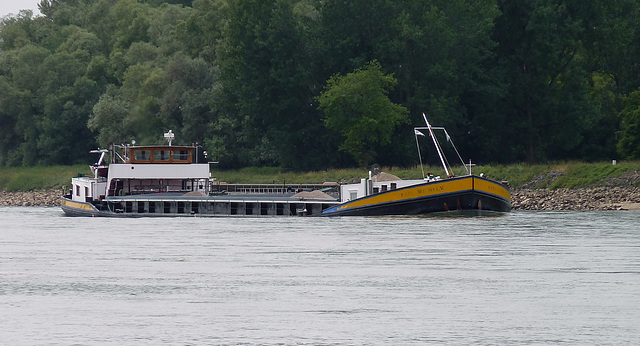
0, 189, 63, 207
512, 187, 640, 211
2, 187, 640, 210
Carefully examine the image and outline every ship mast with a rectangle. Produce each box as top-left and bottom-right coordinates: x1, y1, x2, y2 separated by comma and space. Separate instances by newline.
422, 113, 450, 177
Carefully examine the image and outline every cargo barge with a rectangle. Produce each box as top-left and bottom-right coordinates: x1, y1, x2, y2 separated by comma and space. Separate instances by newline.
60, 131, 339, 217
62, 114, 511, 217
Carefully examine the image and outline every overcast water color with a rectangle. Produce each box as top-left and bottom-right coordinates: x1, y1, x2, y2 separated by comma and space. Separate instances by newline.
1, 207, 639, 344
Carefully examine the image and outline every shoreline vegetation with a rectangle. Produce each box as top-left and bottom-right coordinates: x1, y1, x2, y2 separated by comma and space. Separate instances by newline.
1, 162, 640, 211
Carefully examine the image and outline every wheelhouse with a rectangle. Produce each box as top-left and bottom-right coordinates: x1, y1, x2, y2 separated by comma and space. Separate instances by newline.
123, 146, 195, 164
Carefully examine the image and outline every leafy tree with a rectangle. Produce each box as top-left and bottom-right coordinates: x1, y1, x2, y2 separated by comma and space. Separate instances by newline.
493, 0, 601, 163
95, 3, 198, 146
582, 0, 640, 161
0, 76, 33, 165
2, 0, 640, 169
176, 0, 224, 65
88, 85, 133, 147
0, 41, 52, 165
314, 0, 504, 165
111, 0, 154, 51
212, 0, 331, 169
316, 61, 408, 167
617, 90, 640, 159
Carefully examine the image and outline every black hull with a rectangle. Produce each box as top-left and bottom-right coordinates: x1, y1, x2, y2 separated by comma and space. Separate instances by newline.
321, 176, 511, 217
322, 190, 509, 216
60, 196, 122, 217
60, 196, 337, 217
61, 176, 510, 218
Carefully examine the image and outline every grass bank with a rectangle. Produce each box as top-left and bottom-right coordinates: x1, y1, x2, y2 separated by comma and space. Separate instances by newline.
0, 165, 90, 192
211, 161, 640, 189
1, 161, 639, 192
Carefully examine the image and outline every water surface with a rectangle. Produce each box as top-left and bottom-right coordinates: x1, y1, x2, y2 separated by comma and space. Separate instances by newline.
1, 207, 639, 344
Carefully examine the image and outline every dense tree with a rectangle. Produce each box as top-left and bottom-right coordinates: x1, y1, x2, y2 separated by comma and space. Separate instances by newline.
314, 0, 504, 166
316, 61, 408, 167
1, 0, 640, 168
618, 90, 640, 159
211, 0, 333, 169
493, 0, 599, 163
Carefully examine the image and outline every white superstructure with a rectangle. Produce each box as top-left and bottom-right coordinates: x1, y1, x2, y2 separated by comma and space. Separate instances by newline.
69, 137, 211, 204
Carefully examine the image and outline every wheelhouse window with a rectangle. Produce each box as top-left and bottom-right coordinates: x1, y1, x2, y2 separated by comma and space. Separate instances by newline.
154, 150, 170, 162
126, 146, 192, 163
134, 150, 150, 161
173, 150, 190, 161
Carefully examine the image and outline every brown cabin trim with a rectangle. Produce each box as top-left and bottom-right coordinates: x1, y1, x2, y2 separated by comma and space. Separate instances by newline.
125, 146, 194, 164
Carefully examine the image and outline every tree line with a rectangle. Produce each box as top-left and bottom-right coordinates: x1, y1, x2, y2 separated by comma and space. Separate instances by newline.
1, 0, 639, 170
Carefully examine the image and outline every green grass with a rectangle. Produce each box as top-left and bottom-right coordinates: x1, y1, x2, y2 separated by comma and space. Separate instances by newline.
2, 161, 639, 191
0, 165, 91, 191
472, 163, 552, 188
473, 161, 640, 189
547, 161, 640, 188
213, 161, 640, 189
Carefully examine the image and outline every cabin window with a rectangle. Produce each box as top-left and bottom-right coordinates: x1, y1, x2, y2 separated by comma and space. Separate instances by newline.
391, 183, 397, 190
134, 150, 150, 161
349, 190, 358, 201
381, 185, 387, 192
75, 185, 80, 196
85, 186, 89, 197
173, 150, 190, 161
154, 150, 170, 161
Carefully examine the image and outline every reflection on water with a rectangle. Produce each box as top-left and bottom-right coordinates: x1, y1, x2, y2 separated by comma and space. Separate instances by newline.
1, 207, 639, 344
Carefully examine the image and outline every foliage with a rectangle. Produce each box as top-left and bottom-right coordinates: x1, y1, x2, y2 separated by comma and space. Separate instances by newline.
316, 61, 409, 167
1, 0, 640, 169
617, 90, 640, 159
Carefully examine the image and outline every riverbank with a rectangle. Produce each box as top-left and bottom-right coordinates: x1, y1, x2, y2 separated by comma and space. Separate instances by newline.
3, 187, 640, 210
0, 190, 62, 207
3, 161, 640, 210
512, 187, 640, 210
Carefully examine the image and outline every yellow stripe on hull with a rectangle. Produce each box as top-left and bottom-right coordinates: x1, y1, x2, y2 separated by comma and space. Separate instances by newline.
473, 177, 511, 201
60, 198, 99, 212
338, 176, 474, 211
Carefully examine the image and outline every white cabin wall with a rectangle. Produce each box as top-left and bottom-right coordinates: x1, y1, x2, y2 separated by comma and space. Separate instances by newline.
71, 177, 92, 202
339, 178, 427, 202
91, 182, 107, 200
107, 164, 209, 180
370, 179, 424, 191
339, 183, 365, 203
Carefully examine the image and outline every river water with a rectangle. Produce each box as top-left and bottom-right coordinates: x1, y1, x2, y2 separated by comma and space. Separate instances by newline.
1, 207, 639, 345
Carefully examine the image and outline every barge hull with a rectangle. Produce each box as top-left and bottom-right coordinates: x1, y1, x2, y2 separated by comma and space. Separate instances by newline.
321, 176, 510, 216
60, 196, 338, 217
320, 190, 510, 216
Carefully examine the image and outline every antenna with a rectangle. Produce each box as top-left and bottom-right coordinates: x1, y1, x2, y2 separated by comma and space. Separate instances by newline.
414, 129, 426, 179
164, 130, 174, 146
423, 113, 450, 177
